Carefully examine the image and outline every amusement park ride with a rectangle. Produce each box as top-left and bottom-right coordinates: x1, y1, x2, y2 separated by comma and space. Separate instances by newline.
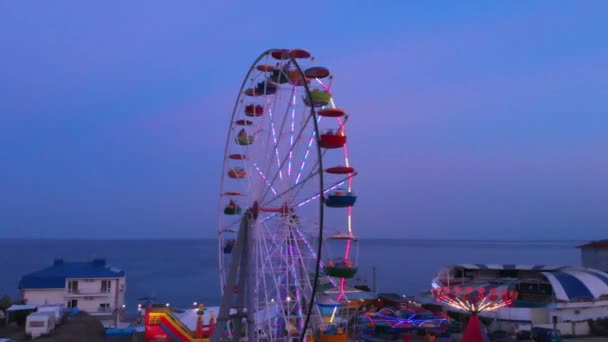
146, 48, 360, 341
432, 286, 518, 342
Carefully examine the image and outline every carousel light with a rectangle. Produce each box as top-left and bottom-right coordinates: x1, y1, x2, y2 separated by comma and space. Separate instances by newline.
433, 290, 516, 314
193, 302, 197, 306
166, 303, 170, 307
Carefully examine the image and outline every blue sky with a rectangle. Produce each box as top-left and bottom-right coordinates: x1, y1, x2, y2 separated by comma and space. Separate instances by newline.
1, 1, 607, 239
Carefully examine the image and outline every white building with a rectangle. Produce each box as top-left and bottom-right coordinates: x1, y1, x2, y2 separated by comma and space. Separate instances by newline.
578, 240, 608, 272
18, 258, 126, 318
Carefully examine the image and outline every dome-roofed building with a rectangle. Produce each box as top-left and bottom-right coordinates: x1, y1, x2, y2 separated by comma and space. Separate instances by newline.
430, 264, 608, 325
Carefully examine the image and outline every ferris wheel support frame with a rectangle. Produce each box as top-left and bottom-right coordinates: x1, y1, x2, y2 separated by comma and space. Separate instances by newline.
214, 49, 326, 341
212, 209, 256, 341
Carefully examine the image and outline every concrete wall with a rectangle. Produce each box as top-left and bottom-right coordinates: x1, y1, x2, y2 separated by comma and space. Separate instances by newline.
553, 303, 608, 322
23, 289, 65, 306
65, 277, 126, 314
481, 306, 549, 324
581, 249, 608, 272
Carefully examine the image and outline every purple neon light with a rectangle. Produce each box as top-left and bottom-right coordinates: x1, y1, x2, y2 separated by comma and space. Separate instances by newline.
294, 116, 321, 185
252, 162, 278, 195
288, 93, 296, 177
267, 107, 283, 181
295, 227, 338, 288
296, 181, 345, 208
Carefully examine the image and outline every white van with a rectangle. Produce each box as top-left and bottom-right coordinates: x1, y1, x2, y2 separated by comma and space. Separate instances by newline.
25, 312, 56, 339
37, 305, 65, 325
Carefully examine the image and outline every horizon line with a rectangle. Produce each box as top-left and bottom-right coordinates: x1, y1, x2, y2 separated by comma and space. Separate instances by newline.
0, 237, 591, 242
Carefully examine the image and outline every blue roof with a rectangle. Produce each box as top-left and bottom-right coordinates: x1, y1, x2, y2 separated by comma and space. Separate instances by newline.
450, 264, 566, 271
19, 259, 125, 289
541, 268, 608, 301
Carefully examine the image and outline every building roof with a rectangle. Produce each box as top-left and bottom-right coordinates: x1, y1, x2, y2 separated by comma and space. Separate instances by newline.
450, 264, 566, 271
19, 258, 125, 289
6, 304, 37, 311
541, 268, 608, 301
577, 240, 608, 249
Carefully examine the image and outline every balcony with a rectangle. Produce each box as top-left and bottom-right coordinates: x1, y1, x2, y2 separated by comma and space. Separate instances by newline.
66, 289, 112, 297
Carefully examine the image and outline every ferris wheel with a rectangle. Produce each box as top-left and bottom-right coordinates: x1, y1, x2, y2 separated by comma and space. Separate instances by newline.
214, 49, 359, 341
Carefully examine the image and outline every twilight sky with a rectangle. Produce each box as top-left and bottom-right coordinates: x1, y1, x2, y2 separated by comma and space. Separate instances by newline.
1, 1, 607, 239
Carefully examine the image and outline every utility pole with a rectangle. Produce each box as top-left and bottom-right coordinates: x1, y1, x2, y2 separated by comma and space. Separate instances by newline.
372, 266, 377, 294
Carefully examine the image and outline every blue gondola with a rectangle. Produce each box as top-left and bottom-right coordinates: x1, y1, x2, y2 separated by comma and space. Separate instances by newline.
325, 189, 357, 208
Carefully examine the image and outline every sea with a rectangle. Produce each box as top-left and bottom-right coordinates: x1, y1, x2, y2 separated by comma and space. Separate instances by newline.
0, 239, 584, 314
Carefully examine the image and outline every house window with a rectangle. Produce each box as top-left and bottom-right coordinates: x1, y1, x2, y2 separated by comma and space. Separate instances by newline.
67, 299, 78, 308
99, 303, 111, 312
67, 280, 79, 293
101, 280, 112, 293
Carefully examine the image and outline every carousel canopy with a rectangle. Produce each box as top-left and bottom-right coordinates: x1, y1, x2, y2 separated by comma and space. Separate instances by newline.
541, 268, 608, 301
450, 264, 566, 271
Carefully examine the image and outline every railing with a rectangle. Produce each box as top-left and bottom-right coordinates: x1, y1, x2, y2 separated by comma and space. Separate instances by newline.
97, 307, 115, 313
67, 289, 112, 295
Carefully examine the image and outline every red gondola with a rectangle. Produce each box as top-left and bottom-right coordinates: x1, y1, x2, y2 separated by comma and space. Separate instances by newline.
318, 108, 346, 118
319, 130, 346, 149
326, 166, 355, 174
304, 66, 330, 79
227, 168, 246, 179
289, 49, 311, 59
256, 64, 275, 72
288, 70, 309, 86
245, 104, 264, 117
270, 49, 290, 60
228, 154, 246, 160
235, 119, 253, 126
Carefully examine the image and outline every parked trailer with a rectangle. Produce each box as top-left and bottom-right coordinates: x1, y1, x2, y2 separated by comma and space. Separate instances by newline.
37, 305, 66, 325
25, 312, 56, 339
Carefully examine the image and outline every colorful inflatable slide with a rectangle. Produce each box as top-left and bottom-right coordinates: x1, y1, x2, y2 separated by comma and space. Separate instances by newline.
144, 305, 218, 342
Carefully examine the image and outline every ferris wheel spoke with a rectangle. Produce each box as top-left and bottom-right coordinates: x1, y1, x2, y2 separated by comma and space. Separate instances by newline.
260, 86, 295, 188
258, 220, 290, 312
260, 168, 321, 208
259, 115, 316, 204
294, 116, 321, 186
251, 162, 278, 196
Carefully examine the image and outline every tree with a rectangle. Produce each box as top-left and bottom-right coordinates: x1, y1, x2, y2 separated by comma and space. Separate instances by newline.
0, 295, 12, 311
